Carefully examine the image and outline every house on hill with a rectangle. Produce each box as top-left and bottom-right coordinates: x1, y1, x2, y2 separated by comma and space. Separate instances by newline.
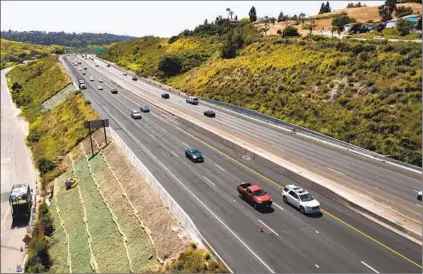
386, 15, 421, 28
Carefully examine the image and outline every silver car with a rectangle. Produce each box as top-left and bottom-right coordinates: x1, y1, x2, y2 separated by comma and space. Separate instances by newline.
131, 110, 142, 119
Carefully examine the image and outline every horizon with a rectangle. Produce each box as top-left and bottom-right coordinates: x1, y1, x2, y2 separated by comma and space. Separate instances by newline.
1, 1, 384, 38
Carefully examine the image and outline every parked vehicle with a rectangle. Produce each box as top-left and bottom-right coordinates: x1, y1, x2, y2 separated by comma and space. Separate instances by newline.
9, 184, 32, 221
237, 183, 272, 209
161, 93, 170, 99
186, 96, 199, 105
131, 110, 142, 119
282, 185, 320, 214
204, 110, 216, 118
185, 148, 204, 163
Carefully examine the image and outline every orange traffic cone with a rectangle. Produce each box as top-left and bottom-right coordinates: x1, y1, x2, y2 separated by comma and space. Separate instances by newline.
170, 152, 173, 157
259, 225, 264, 233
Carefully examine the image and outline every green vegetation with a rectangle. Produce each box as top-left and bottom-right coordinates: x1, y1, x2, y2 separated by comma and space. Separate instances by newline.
318, 1, 332, 14
7, 56, 98, 183
348, 27, 421, 40
282, 26, 300, 38
346, 2, 367, 8
1, 30, 135, 48
395, 6, 414, 17
164, 243, 228, 273
0, 38, 61, 69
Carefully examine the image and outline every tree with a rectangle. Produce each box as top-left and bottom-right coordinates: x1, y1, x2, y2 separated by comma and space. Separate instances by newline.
397, 18, 414, 35
234, 15, 238, 21
379, 0, 397, 21
282, 26, 300, 37
319, 2, 326, 14
158, 56, 182, 77
395, 6, 413, 17
325, 2, 332, 13
220, 37, 236, 59
278, 11, 285, 22
249, 6, 257, 22
37, 158, 54, 175
299, 12, 306, 23
332, 15, 357, 31
269, 17, 277, 25
229, 11, 234, 20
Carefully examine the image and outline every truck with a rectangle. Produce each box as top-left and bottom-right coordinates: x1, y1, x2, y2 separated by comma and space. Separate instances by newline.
78, 79, 87, 90
237, 183, 272, 209
9, 184, 33, 221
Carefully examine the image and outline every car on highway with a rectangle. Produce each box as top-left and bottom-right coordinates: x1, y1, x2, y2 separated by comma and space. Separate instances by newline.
132, 76, 138, 81
373, 36, 385, 40
95, 64, 99, 67
82, 72, 86, 75
79, 67, 82, 71
83, 67, 87, 70
98, 86, 103, 90
237, 183, 272, 209
123, 72, 127, 76
99, 78, 103, 83
90, 76, 94, 81
161, 93, 170, 99
79, 83, 87, 90
204, 110, 216, 118
107, 64, 111, 67
185, 148, 204, 163
186, 96, 199, 105
78, 61, 82, 64
282, 185, 320, 214
131, 110, 142, 119
111, 88, 118, 94
418, 191, 422, 201
140, 105, 150, 113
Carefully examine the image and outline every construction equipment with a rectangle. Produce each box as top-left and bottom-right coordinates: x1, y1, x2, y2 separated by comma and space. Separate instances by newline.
9, 184, 33, 221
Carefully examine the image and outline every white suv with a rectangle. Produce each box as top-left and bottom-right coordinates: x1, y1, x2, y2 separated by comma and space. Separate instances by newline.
282, 185, 320, 214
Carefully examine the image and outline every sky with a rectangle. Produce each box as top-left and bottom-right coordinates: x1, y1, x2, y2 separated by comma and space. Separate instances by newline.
1, 1, 384, 38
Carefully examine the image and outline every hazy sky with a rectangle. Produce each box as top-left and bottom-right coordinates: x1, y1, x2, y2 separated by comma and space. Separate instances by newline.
1, 1, 384, 38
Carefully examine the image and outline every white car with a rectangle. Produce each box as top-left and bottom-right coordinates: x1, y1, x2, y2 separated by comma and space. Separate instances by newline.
79, 67, 82, 71
90, 76, 94, 81
99, 78, 103, 83
123, 72, 127, 76
98, 86, 103, 90
282, 185, 320, 214
418, 191, 422, 201
373, 36, 385, 40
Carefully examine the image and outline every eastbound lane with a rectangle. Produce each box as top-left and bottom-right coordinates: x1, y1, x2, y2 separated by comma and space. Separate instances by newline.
91, 56, 422, 210
63, 55, 422, 273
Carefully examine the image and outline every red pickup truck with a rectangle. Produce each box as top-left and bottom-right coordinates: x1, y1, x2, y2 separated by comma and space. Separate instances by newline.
237, 183, 272, 209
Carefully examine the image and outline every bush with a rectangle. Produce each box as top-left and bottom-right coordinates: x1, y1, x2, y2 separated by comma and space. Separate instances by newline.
282, 26, 300, 38
397, 19, 414, 36
168, 35, 179, 44
11, 81, 22, 91
395, 6, 413, 18
37, 158, 55, 174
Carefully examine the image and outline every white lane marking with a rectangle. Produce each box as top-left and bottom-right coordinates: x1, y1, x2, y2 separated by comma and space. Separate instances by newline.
315, 230, 319, 234
215, 164, 226, 172
273, 202, 284, 211
416, 204, 422, 207
315, 264, 320, 268
1, 208, 11, 230
333, 159, 348, 166
110, 118, 274, 273
258, 220, 279, 237
326, 167, 345, 176
412, 189, 420, 193
361, 261, 379, 273
374, 186, 378, 189
203, 176, 216, 187
170, 151, 179, 158
160, 127, 167, 132
181, 141, 189, 147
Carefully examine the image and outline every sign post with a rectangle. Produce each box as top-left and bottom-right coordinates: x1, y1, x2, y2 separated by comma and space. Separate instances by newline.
84, 119, 110, 155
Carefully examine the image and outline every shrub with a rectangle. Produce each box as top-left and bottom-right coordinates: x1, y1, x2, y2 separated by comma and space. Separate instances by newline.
37, 158, 55, 174
282, 26, 300, 38
168, 36, 179, 44
396, 19, 414, 36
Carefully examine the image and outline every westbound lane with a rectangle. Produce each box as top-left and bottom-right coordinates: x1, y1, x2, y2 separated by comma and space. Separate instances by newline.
63, 55, 422, 273
89, 56, 422, 208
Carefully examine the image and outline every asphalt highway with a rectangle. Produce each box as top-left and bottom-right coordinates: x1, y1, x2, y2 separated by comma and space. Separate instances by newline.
61, 55, 422, 273
79, 56, 422, 220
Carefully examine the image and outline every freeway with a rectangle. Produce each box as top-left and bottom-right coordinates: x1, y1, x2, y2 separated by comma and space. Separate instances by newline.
78, 55, 422, 222
62, 55, 421, 273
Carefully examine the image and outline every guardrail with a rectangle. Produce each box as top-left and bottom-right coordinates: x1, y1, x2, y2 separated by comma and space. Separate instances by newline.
200, 98, 422, 173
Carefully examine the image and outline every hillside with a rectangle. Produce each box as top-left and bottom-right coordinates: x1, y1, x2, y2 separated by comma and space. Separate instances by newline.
1, 30, 136, 48
258, 3, 422, 36
101, 24, 422, 167
0, 38, 62, 69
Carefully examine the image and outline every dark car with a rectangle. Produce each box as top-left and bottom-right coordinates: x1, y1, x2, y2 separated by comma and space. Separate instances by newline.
111, 88, 118, 94
204, 110, 216, 118
140, 105, 150, 112
132, 76, 138, 81
161, 93, 170, 99
185, 148, 204, 163
106, 64, 111, 67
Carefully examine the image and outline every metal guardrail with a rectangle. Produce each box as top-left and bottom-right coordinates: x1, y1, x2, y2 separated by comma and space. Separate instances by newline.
201, 98, 422, 173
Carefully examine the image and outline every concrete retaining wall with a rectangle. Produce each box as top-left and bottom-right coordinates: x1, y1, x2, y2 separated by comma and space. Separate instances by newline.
106, 126, 233, 272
